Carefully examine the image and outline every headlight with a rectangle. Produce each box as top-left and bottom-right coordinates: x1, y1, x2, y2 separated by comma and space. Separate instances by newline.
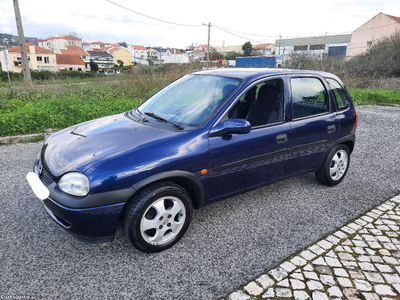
58, 172, 90, 197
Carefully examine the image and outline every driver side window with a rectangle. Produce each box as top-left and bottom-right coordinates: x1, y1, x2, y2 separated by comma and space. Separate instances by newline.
225, 78, 284, 128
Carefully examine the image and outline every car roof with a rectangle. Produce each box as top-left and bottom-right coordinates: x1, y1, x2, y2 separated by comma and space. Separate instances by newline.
193, 68, 340, 81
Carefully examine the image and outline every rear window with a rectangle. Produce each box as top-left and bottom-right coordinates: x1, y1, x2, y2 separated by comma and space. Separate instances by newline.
326, 78, 349, 110
291, 77, 330, 120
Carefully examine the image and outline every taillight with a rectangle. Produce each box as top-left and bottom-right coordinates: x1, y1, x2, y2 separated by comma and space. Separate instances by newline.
354, 111, 358, 133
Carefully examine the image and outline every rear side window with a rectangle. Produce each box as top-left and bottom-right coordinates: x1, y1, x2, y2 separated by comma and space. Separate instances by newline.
291, 77, 329, 120
326, 78, 349, 110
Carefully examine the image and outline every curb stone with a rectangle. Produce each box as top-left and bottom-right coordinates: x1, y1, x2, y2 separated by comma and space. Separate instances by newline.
225, 194, 400, 300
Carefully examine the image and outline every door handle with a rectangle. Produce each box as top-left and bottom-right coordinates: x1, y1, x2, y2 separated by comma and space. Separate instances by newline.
276, 133, 288, 144
327, 125, 336, 134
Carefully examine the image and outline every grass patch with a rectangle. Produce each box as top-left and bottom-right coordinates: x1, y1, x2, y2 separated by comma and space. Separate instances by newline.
0, 66, 399, 137
348, 88, 400, 106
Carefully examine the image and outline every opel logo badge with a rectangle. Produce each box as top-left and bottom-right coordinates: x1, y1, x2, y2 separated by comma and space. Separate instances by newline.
38, 166, 43, 175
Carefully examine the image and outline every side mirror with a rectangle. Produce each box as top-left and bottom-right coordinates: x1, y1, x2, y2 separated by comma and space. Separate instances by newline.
209, 119, 251, 137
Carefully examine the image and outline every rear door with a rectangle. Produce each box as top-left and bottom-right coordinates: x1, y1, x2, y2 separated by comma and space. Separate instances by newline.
288, 76, 339, 173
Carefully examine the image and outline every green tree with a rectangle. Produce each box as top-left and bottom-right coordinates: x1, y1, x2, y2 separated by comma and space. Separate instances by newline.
89, 59, 99, 72
226, 51, 242, 60
117, 60, 124, 68
242, 42, 253, 57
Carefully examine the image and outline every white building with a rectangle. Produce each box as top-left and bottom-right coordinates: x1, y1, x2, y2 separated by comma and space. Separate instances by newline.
275, 34, 352, 58
38, 34, 82, 53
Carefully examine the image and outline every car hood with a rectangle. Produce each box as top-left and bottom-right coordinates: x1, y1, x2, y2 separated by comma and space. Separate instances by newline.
43, 113, 180, 177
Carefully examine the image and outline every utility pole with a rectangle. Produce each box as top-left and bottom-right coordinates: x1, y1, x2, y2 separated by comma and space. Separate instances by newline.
278, 34, 282, 55
13, 0, 32, 86
203, 22, 211, 68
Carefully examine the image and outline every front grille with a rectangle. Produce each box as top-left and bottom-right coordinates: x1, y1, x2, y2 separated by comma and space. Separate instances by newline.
39, 166, 54, 186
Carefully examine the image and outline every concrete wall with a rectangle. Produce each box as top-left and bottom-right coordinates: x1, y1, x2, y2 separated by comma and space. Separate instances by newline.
349, 13, 400, 57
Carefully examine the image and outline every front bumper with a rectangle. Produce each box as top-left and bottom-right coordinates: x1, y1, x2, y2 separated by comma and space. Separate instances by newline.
31, 158, 135, 242
43, 197, 125, 243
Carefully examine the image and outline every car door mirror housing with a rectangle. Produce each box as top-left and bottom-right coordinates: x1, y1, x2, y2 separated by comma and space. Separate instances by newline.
209, 119, 251, 137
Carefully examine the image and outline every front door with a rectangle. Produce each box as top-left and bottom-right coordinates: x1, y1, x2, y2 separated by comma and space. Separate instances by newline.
208, 77, 291, 201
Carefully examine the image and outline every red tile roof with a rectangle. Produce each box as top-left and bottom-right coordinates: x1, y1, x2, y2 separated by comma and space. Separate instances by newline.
56, 54, 85, 65
193, 50, 206, 54
386, 13, 400, 23
60, 46, 88, 57
90, 41, 106, 45
8, 43, 53, 54
254, 44, 272, 50
168, 49, 182, 54
133, 45, 145, 50
47, 35, 81, 41
108, 47, 120, 53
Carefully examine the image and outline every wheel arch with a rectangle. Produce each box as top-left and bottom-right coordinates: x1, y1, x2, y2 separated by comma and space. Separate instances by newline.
121, 171, 205, 220
315, 134, 355, 172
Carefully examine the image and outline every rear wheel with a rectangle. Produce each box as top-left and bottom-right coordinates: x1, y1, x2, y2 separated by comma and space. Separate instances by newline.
122, 182, 193, 252
315, 144, 350, 186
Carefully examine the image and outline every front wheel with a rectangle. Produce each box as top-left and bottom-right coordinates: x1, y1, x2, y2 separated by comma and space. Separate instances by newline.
122, 182, 193, 252
315, 144, 350, 186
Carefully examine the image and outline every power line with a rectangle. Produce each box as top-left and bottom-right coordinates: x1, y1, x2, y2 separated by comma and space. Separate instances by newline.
213, 25, 269, 44
105, 0, 202, 27
213, 24, 281, 38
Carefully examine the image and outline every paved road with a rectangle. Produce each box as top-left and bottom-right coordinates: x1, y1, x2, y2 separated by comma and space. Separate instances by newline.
1, 106, 399, 300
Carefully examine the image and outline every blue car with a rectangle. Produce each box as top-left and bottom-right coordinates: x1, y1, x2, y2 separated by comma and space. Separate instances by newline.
27, 68, 357, 252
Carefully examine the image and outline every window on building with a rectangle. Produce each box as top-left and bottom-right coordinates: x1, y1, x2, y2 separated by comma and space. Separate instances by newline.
37, 56, 42, 62
44, 57, 50, 63
291, 77, 330, 119
309, 44, 325, 50
69, 67, 73, 71
294, 45, 308, 51
78, 68, 82, 71
367, 41, 373, 45
326, 78, 349, 110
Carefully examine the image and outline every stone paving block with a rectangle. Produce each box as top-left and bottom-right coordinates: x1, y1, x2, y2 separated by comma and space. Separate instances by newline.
312, 291, 329, 300
277, 278, 290, 287
375, 263, 393, 273
244, 281, 263, 296
374, 284, 397, 296
353, 247, 366, 255
325, 257, 342, 267
353, 240, 368, 247
256, 274, 275, 289
343, 245, 354, 253
383, 243, 398, 250
362, 292, 380, 300
268, 268, 288, 281
376, 225, 390, 231
335, 245, 345, 252
291, 256, 307, 267
326, 250, 336, 258
365, 248, 376, 255
275, 288, 292, 298
300, 250, 316, 261
367, 241, 381, 249
334, 231, 348, 239
313, 257, 327, 266
369, 229, 382, 236
304, 271, 319, 281
364, 272, 385, 283
354, 279, 373, 291
306, 280, 324, 291
386, 232, 398, 237
355, 219, 368, 226
262, 288, 274, 298
338, 252, 355, 261
320, 275, 335, 286
280, 261, 297, 273
349, 271, 365, 279
342, 260, 358, 269
383, 273, 400, 284
337, 277, 353, 287
293, 290, 310, 300
309, 245, 325, 255
359, 262, 376, 271
383, 256, 399, 265
291, 273, 305, 281
343, 288, 358, 298
229, 290, 251, 300
303, 264, 313, 271
348, 223, 362, 231
342, 226, 356, 234
317, 240, 333, 250
314, 266, 332, 275
369, 255, 383, 263
327, 286, 343, 298
333, 268, 349, 277
291, 279, 305, 289
377, 236, 391, 243
361, 216, 374, 223
326, 235, 340, 244
357, 255, 371, 262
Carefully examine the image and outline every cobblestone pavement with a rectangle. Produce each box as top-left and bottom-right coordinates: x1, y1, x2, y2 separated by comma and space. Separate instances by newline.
227, 195, 400, 300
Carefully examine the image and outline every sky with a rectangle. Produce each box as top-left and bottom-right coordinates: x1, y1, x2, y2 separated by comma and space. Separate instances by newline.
0, 0, 399, 49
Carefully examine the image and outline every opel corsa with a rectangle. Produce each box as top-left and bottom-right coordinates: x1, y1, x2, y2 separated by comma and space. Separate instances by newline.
27, 68, 358, 252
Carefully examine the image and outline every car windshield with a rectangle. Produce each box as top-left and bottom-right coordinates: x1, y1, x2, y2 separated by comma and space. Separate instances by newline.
138, 74, 242, 129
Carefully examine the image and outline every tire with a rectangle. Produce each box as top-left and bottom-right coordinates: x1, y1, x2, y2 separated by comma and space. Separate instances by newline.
122, 182, 193, 253
315, 144, 350, 186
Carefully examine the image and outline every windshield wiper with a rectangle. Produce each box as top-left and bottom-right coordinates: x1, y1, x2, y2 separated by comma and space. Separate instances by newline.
144, 112, 184, 130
